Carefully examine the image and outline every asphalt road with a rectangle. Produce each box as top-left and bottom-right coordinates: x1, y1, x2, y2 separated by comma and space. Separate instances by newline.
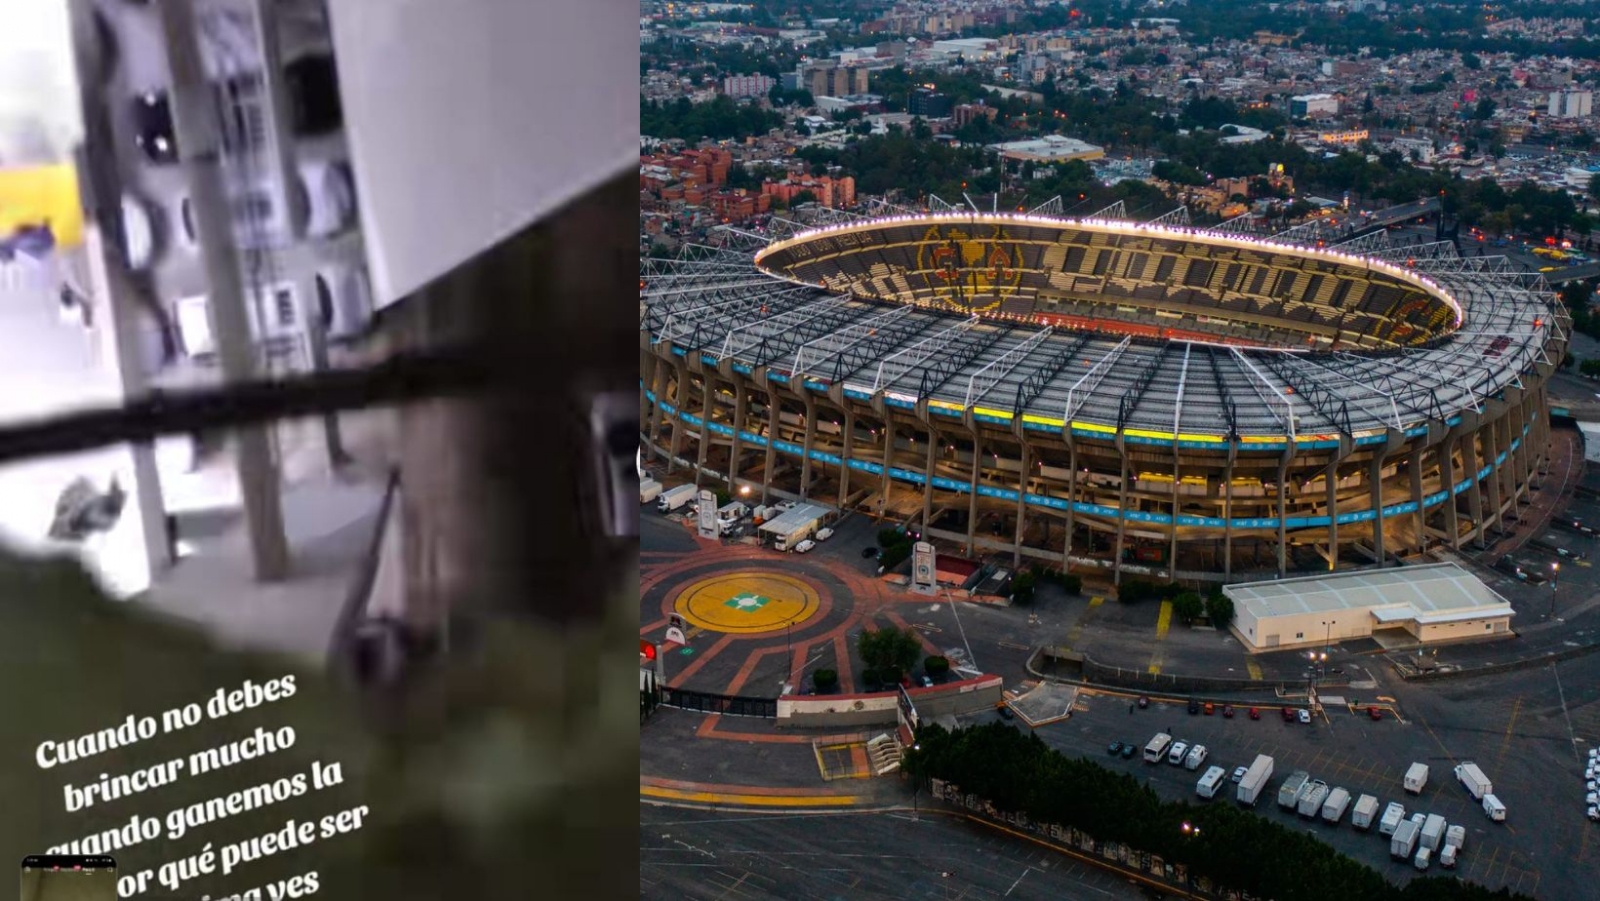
640, 804, 1156, 900
1016, 655, 1600, 901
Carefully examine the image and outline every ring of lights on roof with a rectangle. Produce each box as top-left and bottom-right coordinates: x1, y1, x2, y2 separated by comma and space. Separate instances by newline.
641, 208, 1567, 581
755, 214, 1464, 352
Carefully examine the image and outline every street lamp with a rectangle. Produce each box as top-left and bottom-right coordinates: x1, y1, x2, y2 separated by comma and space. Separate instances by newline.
1551, 562, 1560, 616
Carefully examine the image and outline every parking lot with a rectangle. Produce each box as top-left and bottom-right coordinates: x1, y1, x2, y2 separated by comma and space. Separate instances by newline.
1009, 683, 1591, 898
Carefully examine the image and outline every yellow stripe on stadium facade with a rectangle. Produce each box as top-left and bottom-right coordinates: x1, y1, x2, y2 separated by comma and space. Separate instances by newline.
1022, 413, 1064, 426
972, 406, 1013, 420
1071, 421, 1117, 434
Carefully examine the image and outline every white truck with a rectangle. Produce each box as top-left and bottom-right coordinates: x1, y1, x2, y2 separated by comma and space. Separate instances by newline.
1321, 787, 1352, 824
1143, 733, 1173, 764
1404, 762, 1429, 794
1419, 813, 1447, 852
1351, 794, 1380, 831
640, 478, 663, 504
1235, 755, 1274, 808
1278, 770, 1310, 810
1378, 801, 1406, 836
1196, 765, 1227, 799
1482, 793, 1506, 821
1391, 819, 1421, 859
1455, 762, 1492, 800
657, 484, 697, 513
1441, 824, 1467, 868
1297, 780, 1330, 818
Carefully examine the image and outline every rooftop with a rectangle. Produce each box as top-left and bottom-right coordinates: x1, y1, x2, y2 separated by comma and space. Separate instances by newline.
1225, 563, 1515, 624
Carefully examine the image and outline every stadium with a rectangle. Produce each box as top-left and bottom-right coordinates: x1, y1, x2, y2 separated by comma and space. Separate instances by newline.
640, 203, 1568, 583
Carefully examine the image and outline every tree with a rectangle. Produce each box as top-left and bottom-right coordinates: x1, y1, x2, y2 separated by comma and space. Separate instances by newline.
924, 655, 950, 679
858, 626, 922, 675
1590, 172, 1600, 201
790, 189, 818, 207
1172, 591, 1205, 625
1009, 571, 1038, 605
1205, 592, 1235, 629
1580, 359, 1600, 378
812, 668, 838, 692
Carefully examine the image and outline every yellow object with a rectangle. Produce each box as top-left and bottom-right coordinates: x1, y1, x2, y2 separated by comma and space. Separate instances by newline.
0, 163, 84, 248
674, 570, 821, 634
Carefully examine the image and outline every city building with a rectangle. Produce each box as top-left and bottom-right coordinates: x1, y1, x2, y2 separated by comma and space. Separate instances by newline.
1225, 564, 1515, 653
722, 74, 774, 98
808, 64, 869, 99
909, 88, 954, 119
1548, 90, 1594, 118
987, 135, 1105, 164
952, 102, 999, 129
761, 174, 855, 209
1290, 93, 1340, 119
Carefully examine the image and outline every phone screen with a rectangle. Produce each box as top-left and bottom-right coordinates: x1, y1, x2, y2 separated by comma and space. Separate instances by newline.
20, 856, 116, 901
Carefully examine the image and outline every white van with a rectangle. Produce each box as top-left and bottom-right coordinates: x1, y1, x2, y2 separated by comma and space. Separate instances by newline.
1143, 733, 1173, 764
1413, 846, 1431, 871
1184, 744, 1209, 771
1195, 766, 1227, 799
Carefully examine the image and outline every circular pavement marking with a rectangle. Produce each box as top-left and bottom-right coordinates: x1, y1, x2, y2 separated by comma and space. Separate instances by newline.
675, 570, 822, 635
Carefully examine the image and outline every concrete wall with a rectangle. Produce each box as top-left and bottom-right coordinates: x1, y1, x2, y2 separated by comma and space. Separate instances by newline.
775, 675, 1003, 729
1413, 616, 1511, 643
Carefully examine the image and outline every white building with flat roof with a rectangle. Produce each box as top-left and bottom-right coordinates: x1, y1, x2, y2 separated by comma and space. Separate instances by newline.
1224, 563, 1514, 653
987, 135, 1104, 163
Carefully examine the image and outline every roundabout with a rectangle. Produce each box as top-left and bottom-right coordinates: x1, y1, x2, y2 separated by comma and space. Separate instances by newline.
674, 570, 822, 635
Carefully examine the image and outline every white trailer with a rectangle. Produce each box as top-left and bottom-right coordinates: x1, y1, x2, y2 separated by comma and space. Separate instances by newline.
1420, 813, 1447, 852
1196, 766, 1227, 799
1404, 762, 1429, 794
1297, 780, 1330, 818
640, 479, 663, 504
1379, 801, 1406, 836
1482, 793, 1506, 822
1235, 754, 1274, 807
760, 503, 833, 552
1455, 762, 1492, 800
657, 484, 698, 512
1278, 770, 1309, 810
1321, 787, 1352, 824
1390, 820, 1420, 859
1351, 794, 1380, 831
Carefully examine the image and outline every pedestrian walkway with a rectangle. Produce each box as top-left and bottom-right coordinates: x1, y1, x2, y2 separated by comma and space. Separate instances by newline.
1147, 600, 1173, 674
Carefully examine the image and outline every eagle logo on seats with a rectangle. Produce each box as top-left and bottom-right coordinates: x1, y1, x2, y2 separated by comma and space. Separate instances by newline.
915, 224, 1024, 313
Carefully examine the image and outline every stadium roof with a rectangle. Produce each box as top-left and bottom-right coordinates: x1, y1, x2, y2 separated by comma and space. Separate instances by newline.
642, 210, 1563, 445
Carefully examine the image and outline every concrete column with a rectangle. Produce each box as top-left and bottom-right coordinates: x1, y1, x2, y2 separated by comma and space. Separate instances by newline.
252, 0, 345, 470
727, 381, 747, 490
665, 362, 686, 474
1324, 457, 1339, 569
1275, 453, 1290, 578
1168, 448, 1181, 581
1481, 421, 1503, 533
798, 395, 817, 502
1462, 433, 1485, 548
760, 390, 779, 504
1013, 440, 1030, 567
640, 350, 657, 440
921, 423, 937, 532
1223, 451, 1235, 578
158, 0, 289, 581
1112, 442, 1129, 586
693, 374, 714, 488
1368, 452, 1387, 565
839, 408, 855, 509
1439, 435, 1461, 549
966, 429, 981, 556
880, 413, 894, 520
1409, 450, 1425, 555
1062, 434, 1077, 568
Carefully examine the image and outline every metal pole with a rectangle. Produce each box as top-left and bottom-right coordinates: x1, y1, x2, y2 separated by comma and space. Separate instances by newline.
945, 588, 977, 673
157, 0, 289, 580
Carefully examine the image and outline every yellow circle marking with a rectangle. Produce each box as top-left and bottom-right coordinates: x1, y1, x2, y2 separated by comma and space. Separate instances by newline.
676, 571, 821, 635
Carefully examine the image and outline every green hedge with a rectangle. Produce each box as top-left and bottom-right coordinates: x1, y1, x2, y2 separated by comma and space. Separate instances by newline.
904, 723, 1533, 901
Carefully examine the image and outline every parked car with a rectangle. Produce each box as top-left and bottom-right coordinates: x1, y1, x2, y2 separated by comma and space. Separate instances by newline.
1121, 743, 1136, 759
1231, 765, 1248, 783
1248, 707, 1261, 720
1222, 705, 1235, 718
1188, 699, 1200, 715
1108, 741, 1124, 756
814, 527, 834, 541
860, 546, 879, 558
793, 539, 816, 554
1137, 695, 1149, 709
997, 705, 1015, 720
1297, 709, 1312, 725
1368, 706, 1383, 721
1167, 741, 1190, 765
1281, 707, 1297, 722
1203, 702, 1215, 715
